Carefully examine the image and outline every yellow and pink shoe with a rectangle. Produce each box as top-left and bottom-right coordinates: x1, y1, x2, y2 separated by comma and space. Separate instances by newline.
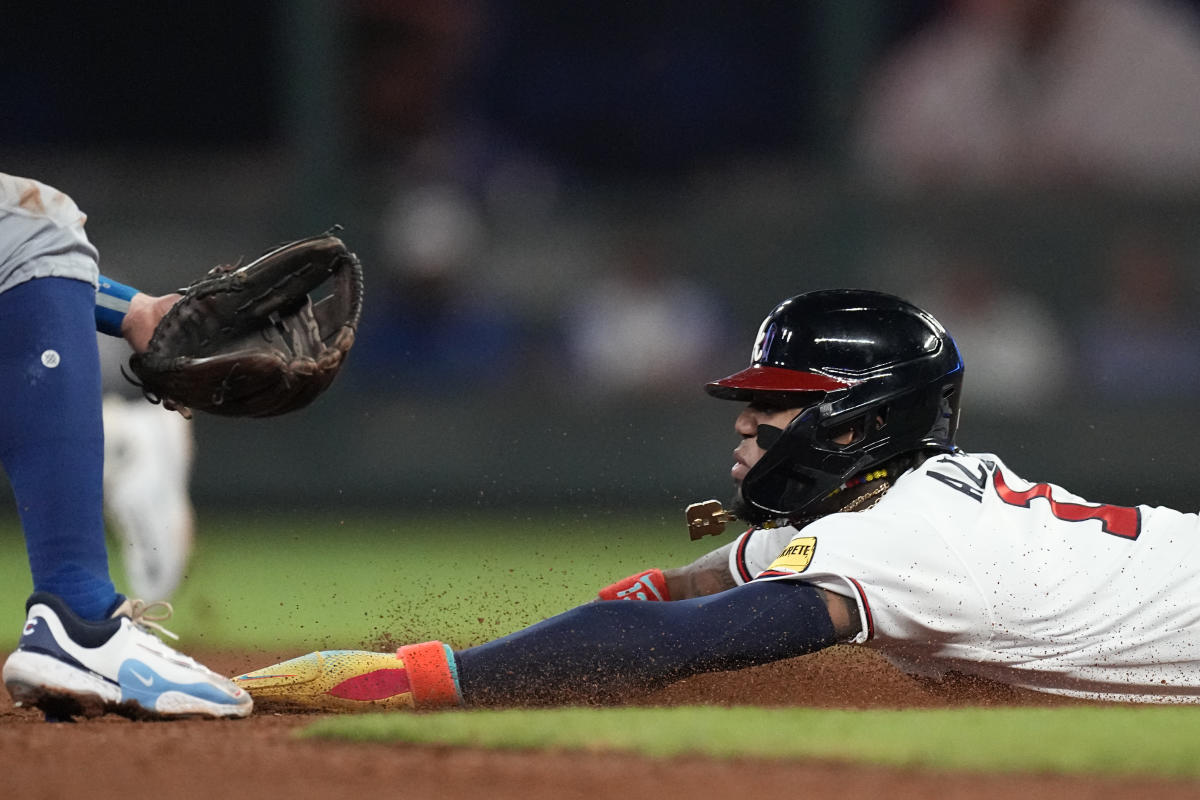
233, 641, 460, 712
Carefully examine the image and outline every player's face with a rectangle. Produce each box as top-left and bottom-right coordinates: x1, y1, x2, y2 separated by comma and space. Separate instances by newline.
731, 403, 807, 484
731, 401, 859, 485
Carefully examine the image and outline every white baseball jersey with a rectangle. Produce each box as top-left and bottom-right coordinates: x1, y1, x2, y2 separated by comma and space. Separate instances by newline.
0, 173, 98, 296
727, 450, 1200, 702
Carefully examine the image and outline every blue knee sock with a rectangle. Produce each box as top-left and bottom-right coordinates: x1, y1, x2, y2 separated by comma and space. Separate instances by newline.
454, 579, 837, 705
0, 278, 117, 620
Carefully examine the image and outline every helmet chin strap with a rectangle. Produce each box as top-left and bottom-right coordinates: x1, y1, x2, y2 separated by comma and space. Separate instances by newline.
684, 465, 895, 540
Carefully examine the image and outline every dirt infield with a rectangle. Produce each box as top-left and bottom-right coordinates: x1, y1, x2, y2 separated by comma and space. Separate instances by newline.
3, 646, 1198, 800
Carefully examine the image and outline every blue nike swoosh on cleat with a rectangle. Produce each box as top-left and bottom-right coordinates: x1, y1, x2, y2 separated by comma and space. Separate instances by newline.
118, 660, 244, 706
129, 667, 155, 687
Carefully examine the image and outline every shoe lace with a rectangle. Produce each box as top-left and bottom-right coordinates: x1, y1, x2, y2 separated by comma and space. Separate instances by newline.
127, 599, 180, 641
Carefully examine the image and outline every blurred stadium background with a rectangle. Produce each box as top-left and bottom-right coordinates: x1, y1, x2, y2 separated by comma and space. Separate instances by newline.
5, 0, 1200, 516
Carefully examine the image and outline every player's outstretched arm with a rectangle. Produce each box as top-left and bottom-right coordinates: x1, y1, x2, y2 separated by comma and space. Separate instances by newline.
235, 579, 847, 711
663, 543, 739, 598
597, 540, 738, 602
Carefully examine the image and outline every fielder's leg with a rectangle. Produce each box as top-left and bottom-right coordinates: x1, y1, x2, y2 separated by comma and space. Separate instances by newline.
0, 277, 117, 618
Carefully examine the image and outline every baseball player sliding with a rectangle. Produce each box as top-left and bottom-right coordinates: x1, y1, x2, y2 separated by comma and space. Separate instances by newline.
236, 289, 1200, 708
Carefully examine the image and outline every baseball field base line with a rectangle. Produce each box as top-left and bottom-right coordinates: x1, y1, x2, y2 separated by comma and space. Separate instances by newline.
301, 705, 1200, 779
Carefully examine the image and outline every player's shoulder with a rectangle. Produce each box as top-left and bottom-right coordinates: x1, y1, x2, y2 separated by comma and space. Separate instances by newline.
797, 451, 1011, 538
888, 449, 1003, 494
914, 449, 1005, 474
900, 450, 1016, 492
830, 449, 1009, 529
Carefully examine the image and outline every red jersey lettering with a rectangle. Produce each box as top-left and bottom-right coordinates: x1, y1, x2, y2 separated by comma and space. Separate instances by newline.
993, 468, 1141, 540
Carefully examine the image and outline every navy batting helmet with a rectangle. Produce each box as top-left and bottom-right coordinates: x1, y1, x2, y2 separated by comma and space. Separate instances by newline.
707, 289, 963, 525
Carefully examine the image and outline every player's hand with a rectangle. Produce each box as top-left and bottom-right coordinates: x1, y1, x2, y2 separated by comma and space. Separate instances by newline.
122, 292, 182, 354
597, 568, 671, 601
122, 292, 191, 418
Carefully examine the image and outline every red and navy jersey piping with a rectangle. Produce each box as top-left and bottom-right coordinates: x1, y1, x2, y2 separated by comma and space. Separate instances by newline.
735, 529, 755, 583
846, 577, 874, 640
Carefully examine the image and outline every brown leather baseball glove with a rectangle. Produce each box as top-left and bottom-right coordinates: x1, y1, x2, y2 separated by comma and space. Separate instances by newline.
128, 228, 364, 417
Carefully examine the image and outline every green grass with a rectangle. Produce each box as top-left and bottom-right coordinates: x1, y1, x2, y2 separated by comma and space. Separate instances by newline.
0, 509, 700, 650
303, 705, 1200, 778
7, 510, 1200, 781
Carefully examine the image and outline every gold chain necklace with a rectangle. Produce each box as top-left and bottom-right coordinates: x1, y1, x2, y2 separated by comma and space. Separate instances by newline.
840, 480, 892, 513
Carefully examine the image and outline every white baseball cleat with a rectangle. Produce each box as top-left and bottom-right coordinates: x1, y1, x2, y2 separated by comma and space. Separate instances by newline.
2, 592, 252, 721
102, 395, 195, 601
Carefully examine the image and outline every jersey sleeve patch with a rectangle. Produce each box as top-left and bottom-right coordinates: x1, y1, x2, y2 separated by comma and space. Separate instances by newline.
767, 536, 817, 573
